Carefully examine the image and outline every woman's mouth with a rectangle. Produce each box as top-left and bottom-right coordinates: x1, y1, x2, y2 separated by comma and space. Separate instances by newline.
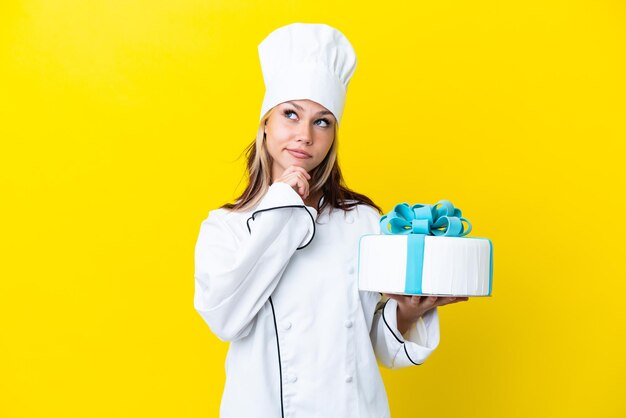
287, 149, 312, 159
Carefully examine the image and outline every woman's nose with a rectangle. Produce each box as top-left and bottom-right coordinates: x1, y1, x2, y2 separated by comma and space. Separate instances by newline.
296, 124, 313, 144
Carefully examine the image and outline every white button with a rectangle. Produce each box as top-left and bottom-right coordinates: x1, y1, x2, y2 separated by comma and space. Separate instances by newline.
282, 321, 292, 330
345, 375, 353, 383
347, 265, 355, 275
346, 215, 354, 224
288, 374, 297, 383
344, 320, 353, 328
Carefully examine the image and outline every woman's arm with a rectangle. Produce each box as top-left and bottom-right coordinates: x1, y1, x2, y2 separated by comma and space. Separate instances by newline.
194, 182, 316, 342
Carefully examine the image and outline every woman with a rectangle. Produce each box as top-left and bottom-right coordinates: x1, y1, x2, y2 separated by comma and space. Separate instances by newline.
194, 23, 467, 418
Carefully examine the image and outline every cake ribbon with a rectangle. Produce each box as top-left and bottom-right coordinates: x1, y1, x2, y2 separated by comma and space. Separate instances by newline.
379, 200, 472, 237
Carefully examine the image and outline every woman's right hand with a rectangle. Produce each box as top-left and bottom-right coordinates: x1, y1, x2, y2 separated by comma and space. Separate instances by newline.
274, 166, 311, 199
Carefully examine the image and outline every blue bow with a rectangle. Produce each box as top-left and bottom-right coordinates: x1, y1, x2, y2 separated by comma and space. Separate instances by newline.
380, 200, 472, 237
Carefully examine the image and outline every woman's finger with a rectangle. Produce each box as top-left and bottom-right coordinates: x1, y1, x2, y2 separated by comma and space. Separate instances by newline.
294, 172, 309, 198
409, 296, 421, 306
284, 165, 311, 180
420, 296, 438, 308
436, 297, 469, 307
430, 297, 452, 308
291, 165, 311, 180
280, 171, 310, 198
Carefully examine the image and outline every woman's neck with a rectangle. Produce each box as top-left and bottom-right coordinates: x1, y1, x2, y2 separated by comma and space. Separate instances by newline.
303, 190, 322, 209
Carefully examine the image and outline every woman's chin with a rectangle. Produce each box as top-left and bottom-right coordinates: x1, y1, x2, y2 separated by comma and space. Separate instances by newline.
288, 160, 309, 170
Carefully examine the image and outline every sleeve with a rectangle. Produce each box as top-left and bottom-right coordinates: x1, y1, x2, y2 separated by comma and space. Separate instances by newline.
369, 296, 440, 369
194, 182, 317, 342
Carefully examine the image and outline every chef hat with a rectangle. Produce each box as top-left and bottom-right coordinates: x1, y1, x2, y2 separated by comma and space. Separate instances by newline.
258, 22, 357, 125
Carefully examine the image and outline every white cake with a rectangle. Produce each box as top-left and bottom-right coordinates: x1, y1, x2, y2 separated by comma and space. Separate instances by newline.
358, 234, 493, 296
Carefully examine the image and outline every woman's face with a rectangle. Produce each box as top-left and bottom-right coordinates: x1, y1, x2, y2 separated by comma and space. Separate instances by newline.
264, 99, 336, 179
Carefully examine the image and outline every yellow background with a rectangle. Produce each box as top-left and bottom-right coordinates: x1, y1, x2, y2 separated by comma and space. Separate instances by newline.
1, 1, 625, 417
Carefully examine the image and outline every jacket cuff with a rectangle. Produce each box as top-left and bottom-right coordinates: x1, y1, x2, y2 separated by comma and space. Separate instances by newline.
255, 182, 318, 216
248, 182, 318, 249
382, 298, 440, 366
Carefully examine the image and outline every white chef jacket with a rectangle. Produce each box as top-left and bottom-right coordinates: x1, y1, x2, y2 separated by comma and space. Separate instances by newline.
194, 182, 440, 418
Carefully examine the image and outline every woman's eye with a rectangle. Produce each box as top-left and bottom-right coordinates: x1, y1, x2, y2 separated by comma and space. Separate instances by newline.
283, 109, 331, 127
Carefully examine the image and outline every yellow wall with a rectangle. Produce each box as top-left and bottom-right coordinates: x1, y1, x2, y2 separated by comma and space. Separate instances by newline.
1, 1, 624, 417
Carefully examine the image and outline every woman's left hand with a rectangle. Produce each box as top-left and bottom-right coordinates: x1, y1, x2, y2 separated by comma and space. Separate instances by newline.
384, 294, 469, 335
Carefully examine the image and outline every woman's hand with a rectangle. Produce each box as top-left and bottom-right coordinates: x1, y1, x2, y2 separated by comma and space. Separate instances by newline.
384, 294, 469, 335
274, 166, 311, 199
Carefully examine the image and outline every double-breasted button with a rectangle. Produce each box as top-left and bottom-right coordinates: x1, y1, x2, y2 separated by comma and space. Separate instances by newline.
282, 321, 292, 331
345, 375, 353, 383
344, 320, 353, 328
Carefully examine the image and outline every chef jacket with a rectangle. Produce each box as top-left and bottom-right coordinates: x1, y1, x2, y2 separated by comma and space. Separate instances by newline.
194, 182, 440, 418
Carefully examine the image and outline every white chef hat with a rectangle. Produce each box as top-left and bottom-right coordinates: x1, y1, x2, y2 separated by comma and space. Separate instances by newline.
258, 22, 357, 125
